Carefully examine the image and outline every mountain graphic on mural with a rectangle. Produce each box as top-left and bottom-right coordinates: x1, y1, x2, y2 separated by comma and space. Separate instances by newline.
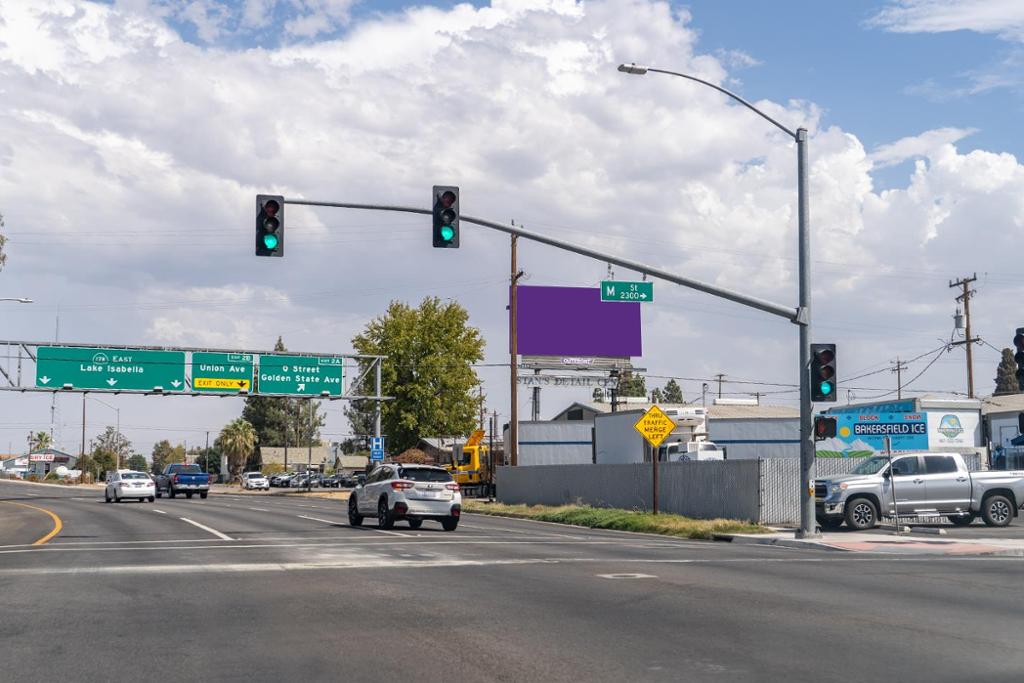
815, 438, 876, 458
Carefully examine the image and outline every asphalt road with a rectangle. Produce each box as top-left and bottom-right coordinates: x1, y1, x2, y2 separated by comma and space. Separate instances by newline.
3, 480, 1024, 682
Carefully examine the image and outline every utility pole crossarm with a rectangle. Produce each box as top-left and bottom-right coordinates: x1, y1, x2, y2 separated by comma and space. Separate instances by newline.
284, 199, 799, 322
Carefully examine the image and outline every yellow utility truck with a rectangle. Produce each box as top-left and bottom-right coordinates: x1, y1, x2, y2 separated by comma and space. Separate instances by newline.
445, 429, 493, 498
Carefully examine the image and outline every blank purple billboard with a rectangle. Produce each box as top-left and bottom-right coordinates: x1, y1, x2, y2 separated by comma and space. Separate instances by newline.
515, 286, 642, 357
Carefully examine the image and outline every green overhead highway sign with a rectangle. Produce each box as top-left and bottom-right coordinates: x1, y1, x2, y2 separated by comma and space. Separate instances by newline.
192, 352, 254, 393
35, 346, 186, 391
257, 354, 344, 397
601, 280, 653, 303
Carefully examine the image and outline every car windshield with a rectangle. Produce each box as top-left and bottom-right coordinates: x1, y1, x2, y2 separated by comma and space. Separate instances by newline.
122, 472, 149, 480
850, 456, 890, 475
399, 468, 452, 482
246, 473, 262, 478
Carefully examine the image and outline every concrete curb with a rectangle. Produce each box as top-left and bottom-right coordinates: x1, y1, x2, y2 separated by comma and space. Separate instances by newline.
712, 534, 851, 552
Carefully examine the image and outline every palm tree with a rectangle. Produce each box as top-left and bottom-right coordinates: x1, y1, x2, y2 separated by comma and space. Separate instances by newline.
218, 418, 256, 484
29, 431, 52, 452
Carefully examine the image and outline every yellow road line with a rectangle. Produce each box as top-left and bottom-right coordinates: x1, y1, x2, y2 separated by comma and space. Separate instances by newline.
0, 501, 63, 545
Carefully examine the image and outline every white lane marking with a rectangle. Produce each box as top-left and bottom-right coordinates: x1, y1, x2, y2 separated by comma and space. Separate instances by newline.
2, 554, 1024, 577
179, 517, 233, 541
597, 573, 657, 579
295, 514, 412, 537
151, 509, 167, 515
248, 507, 270, 512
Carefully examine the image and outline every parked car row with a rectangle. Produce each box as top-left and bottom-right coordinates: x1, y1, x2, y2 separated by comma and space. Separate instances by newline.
267, 471, 364, 488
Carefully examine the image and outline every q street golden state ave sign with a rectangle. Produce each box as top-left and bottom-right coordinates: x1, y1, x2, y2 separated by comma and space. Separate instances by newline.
633, 405, 676, 448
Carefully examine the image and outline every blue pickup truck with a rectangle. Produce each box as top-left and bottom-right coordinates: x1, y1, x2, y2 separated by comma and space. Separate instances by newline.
154, 463, 210, 499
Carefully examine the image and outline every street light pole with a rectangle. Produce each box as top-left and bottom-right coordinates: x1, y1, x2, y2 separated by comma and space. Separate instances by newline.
617, 63, 818, 538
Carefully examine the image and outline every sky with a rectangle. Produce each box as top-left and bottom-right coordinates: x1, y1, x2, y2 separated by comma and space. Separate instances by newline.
2, 0, 1024, 459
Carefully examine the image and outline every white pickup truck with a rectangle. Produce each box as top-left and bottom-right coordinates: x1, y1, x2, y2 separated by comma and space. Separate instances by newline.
815, 452, 1024, 531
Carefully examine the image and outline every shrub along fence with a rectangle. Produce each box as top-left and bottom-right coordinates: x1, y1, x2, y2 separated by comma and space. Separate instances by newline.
496, 454, 982, 526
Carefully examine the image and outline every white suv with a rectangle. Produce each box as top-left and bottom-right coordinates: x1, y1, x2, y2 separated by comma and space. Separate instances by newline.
242, 471, 270, 490
348, 463, 462, 531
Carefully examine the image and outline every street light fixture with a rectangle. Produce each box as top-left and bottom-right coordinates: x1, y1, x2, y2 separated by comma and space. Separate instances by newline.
0, 297, 33, 303
618, 62, 818, 539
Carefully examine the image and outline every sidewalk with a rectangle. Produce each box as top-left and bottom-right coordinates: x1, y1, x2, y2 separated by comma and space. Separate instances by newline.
720, 528, 1024, 556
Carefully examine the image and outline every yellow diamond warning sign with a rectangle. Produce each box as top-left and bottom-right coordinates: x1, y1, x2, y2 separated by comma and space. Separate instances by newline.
633, 405, 677, 448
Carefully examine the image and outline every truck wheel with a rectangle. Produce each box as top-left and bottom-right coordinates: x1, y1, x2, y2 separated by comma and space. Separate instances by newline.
982, 495, 1014, 527
948, 513, 975, 527
377, 498, 395, 530
844, 497, 878, 531
186, 492, 194, 499
348, 496, 363, 526
817, 517, 843, 530
155, 491, 162, 498
200, 491, 208, 499
168, 487, 176, 499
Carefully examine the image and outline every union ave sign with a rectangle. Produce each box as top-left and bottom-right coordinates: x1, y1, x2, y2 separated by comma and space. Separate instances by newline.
35, 346, 186, 392
192, 352, 254, 393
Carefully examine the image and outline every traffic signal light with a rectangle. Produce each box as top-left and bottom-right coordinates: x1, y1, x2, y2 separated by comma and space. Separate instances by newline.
432, 186, 459, 248
256, 194, 284, 257
810, 343, 837, 402
1014, 328, 1024, 391
814, 416, 837, 440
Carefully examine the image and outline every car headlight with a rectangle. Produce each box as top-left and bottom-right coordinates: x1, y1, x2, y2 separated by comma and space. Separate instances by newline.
830, 483, 848, 494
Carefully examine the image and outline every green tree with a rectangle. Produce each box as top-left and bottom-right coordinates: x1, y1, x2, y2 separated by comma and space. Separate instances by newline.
347, 297, 485, 452
650, 387, 664, 403
93, 426, 132, 469
88, 436, 118, 479
126, 454, 148, 472
243, 337, 324, 453
618, 372, 646, 397
219, 418, 257, 482
192, 446, 221, 475
995, 348, 1018, 395
29, 431, 52, 452
663, 379, 684, 404
151, 440, 185, 474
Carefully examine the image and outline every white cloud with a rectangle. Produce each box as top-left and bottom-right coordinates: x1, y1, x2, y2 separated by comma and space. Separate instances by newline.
869, 127, 978, 168
869, 0, 1024, 42
1, 0, 1023, 454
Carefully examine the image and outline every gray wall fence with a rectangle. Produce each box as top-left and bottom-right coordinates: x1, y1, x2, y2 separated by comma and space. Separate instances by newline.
496, 454, 981, 525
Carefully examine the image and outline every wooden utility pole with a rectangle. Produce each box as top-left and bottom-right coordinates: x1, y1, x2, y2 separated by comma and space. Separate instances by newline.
509, 232, 523, 467
950, 274, 979, 398
891, 357, 908, 400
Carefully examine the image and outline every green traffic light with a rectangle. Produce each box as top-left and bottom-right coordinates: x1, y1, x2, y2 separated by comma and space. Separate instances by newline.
440, 225, 455, 242
263, 233, 279, 250
820, 381, 833, 396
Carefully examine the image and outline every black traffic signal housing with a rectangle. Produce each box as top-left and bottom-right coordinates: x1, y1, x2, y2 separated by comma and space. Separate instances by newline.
432, 186, 459, 248
814, 415, 837, 441
256, 195, 284, 257
1014, 328, 1024, 391
810, 343, 837, 402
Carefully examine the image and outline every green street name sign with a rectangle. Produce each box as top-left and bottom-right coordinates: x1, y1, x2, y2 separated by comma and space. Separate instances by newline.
257, 354, 344, 397
192, 352, 254, 393
35, 346, 186, 391
600, 280, 653, 303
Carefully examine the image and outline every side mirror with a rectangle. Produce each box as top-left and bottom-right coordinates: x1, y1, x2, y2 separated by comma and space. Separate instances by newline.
882, 470, 891, 479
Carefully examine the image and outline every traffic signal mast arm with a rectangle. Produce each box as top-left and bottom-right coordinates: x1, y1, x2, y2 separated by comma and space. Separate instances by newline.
282, 198, 799, 322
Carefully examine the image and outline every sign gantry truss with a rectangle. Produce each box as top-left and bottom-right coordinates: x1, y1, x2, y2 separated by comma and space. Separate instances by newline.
0, 340, 388, 402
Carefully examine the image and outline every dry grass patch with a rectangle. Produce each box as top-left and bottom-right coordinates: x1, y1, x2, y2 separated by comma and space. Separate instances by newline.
462, 501, 766, 539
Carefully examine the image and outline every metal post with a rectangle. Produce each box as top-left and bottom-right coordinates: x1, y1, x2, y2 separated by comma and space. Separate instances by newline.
307, 400, 313, 492
374, 358, 382, 439
796, 127, 818, 539
651, 441, 659, 515
489, 410, 496, 500
509, 233, 520, 467
531, 369, 540, 421
80, 394, 87, 480
205, 430, 210, 477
